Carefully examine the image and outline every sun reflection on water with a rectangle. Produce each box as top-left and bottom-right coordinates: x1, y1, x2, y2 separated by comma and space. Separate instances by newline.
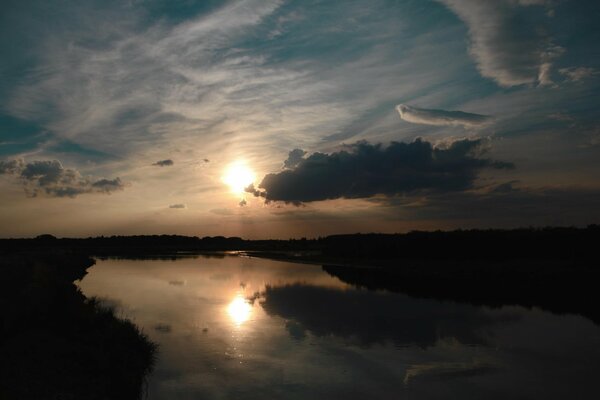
227, 295, 252, 325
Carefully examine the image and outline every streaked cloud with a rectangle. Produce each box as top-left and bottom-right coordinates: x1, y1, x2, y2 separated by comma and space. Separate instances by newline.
404, 361, 497, 385
4, 0, 286, 158
559, 67, 599, 82
396, 104, 490, 127
438, 0, 561, 87
169, 203, 187, 209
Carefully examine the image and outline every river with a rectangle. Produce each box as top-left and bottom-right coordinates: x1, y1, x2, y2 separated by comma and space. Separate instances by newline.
77, 254, 600, 399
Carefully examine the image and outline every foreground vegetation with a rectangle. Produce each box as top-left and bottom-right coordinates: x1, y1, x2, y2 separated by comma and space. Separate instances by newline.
0, 251, 157, 399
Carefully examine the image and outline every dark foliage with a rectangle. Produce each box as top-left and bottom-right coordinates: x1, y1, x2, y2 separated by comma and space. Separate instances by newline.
314, 227, 600, 323
322, 261, 600, 324
2, 226, 598, 259
0, 252, 156, 400
0, 234, 319, 256
320, 225, 600, 261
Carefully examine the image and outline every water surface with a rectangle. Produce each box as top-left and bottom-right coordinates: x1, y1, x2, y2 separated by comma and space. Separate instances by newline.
78, 255, 600, 399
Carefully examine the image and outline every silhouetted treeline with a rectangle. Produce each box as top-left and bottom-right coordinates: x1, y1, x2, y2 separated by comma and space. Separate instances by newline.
0, 234, 319, 256
323, 261, 600, 324
0, 250, 156, 399
2, 226, 599, 260
321, 225, 600, 261
309, 227, 600, 324
314, 226, 600, 324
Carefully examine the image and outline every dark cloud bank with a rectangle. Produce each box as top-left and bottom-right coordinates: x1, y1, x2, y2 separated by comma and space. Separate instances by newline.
0, 159, 125, 198
387, 183, 600, 227
247, 138, 512, 204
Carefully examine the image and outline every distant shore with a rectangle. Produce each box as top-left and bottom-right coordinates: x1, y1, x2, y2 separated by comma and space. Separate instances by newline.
241, 249, 600, 325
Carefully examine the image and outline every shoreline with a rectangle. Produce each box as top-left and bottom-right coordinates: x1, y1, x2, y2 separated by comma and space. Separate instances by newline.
0, 251, 157, 399
241, 251, 600, 325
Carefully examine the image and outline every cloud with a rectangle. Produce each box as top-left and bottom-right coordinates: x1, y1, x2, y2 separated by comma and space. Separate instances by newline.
0, 158, 125, 198
559, 67, 599, 82
283, 149, 307, 169
373, 183, 600, 228
0, 159, 25, 174
260, 283, 516, 347
249, 139, 513, 204
169, 203, 187, 209
403, 361, 497, 385
438, 0, 562, 87
152, 159, 174, 167
4, 0, 286, 160
244, 183, 266, 199
91, 178, 125, 193
396, 104, 491, 127
2, 0, 596, 227
2, 0, 495, 176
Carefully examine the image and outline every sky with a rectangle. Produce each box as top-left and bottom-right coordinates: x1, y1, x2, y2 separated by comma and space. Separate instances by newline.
1, 0, 599, 238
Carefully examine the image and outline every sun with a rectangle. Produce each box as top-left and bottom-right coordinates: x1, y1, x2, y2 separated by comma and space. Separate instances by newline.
222, 162, 255, 195
227, 295, 252, 325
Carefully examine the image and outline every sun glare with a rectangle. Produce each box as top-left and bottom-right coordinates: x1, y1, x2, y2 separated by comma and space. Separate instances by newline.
227, 295, 252, 325
223, 162, 255, 195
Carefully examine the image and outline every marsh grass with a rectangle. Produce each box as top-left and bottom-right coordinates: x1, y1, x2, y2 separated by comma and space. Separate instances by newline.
0, 253, 157, 400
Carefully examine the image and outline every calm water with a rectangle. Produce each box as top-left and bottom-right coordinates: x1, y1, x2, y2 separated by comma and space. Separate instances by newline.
78, 255, 600, 399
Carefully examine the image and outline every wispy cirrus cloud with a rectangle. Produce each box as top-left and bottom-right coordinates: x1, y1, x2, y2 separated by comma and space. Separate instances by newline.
2, 0, 474, 167
5, 0, 286, 159
559, 67, 599, 83
396, 104, 491, 128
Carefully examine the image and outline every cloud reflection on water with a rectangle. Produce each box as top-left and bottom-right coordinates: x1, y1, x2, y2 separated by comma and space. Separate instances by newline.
260, 283, 519, 348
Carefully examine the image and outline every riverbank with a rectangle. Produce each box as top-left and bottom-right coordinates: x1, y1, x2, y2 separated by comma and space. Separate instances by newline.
0, 251, 157, 399
242, 250, 600, 324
